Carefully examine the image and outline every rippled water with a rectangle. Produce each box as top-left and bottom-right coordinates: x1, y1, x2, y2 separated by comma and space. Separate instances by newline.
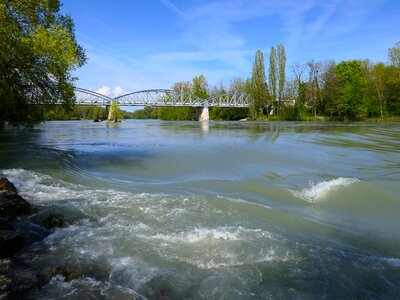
1, 120, 400, 299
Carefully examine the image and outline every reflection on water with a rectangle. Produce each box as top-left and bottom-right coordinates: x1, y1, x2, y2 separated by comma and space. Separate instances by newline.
105, 121, 123, 129
199, 120, 209, 134
1, 120, 400, 298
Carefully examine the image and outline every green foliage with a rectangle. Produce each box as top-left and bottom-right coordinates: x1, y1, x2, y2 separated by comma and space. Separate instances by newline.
334, 60, 366, 120
268, 47, 277, 107
250, 50, 269, 119
44, 105, 107, 120
384, 66, 400, 115
0, 0, 86, 127
388, 41, 400, 68
157, 107, 196, 120
131, 106, 156, 119
277, 44, 286, 112
209, 108, 248, 120
108, 102, 124, 121
192, 75, 209, 99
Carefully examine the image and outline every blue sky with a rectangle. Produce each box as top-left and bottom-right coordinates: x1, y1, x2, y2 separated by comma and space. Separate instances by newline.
62, 0, 400, 97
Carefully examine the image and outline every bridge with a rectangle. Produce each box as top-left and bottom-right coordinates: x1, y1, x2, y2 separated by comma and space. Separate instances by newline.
71, 87, 250, 121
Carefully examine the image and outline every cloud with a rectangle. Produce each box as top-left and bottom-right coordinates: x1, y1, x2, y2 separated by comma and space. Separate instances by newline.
96, 85, 111, 96
112, 86, 123, 97
95, 86, 124, 97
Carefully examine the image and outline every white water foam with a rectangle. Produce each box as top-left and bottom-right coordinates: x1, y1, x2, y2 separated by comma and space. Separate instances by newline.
140, 226, 275, 244
291, 177, 360, 203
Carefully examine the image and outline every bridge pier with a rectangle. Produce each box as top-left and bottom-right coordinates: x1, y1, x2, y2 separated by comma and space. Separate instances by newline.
106, 104, 116, 121
196, 107, 209, 122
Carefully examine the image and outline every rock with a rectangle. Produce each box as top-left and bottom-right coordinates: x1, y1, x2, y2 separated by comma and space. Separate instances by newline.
0, 224, 22, 259
38, 261, 110, 285
0, 193, 36, 219
40, 213, 67, 229
0, 275, 12, 293
0, 179, 17, 194
0, 259, 11, 274
9, 266, 38, 295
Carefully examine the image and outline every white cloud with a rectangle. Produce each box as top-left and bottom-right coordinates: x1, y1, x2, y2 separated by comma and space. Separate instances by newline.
96, 85, 111, 96
112, 86, 123, 97
95, 85, 124, 97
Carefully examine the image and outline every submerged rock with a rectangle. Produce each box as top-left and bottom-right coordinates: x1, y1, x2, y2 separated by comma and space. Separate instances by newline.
39, 213, 68, 229
38, 261, 111, 285
0, 193, 36, 219
0, 230, 22, 260
0, 222, 22, 259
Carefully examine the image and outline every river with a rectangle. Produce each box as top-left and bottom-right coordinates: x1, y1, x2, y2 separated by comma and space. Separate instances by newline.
1, 120, 399, 299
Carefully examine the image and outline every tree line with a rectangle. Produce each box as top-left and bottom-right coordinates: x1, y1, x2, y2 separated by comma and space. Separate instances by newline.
132, 42, 400, 121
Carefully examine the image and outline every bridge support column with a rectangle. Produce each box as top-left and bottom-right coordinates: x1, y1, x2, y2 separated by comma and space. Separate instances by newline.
106, 104, 115, 121
196, 107, 209, 122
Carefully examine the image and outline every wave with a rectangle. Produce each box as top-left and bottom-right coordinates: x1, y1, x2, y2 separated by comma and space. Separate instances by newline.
291, 177, 360, 203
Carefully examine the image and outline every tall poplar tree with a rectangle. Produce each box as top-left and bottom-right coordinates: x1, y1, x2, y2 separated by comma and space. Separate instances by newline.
277, 44, 286, 113
250, 50, 268, 119
268, 47, 277, 111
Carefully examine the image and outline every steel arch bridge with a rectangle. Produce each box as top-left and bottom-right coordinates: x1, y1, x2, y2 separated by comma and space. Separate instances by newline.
71, 87, 249, 108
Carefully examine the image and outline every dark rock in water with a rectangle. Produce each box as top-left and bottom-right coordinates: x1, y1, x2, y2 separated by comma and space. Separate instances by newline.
0, 259, 12, 294
9, 265, 38, 296
0, 179, 17, 194
0, 231, 22, 259
138, 275, 187, 300
0, 222, 22, 259
93, 119, 100, 122
0, 258, 39, 298
0, 193, 36, 219
39, 261, 111, 285
40, 213, 67, 229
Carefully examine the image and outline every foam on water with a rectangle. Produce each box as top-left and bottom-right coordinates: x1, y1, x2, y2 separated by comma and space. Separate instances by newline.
142, 226, 275, 244
291, 177, 360, 203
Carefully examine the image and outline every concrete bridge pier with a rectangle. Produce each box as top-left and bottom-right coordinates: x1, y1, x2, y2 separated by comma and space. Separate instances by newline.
106, 104, 116, 121
196, 106, 209, 121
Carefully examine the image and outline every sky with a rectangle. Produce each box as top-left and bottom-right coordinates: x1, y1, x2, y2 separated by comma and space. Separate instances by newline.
61, 0, 400, 97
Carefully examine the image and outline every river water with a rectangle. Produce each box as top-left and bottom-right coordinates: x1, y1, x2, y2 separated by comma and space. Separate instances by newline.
1, 120, 399, 299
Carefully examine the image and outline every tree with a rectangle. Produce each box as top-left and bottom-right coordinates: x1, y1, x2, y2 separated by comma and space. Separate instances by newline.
388, 41, 400, 67
192, 75, 209, 99
268, 46, 277, 111
384, 65, 400, 115
277, 44, 286, 113
250, 50, 268, 118
291, 62, 307, 118
334, 60, 366, 120
108, 102, 123, 121
306, 60, 322, 118
229, 77, 246, 94
320, 60, 338, 116
0, 0, 86, 127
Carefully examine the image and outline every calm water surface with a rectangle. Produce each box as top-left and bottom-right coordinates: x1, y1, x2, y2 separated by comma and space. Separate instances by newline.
1, 120, 399, 299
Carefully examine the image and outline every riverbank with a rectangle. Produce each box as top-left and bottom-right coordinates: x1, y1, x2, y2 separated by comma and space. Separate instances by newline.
0, 178, 86, 298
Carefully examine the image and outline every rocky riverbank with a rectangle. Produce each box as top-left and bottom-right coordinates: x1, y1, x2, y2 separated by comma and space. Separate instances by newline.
0, 178, 74, 299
